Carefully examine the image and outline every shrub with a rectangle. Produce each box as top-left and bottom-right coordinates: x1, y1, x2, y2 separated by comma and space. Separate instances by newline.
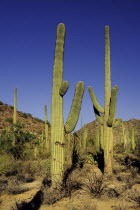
113, 201, 127, 210
20, 112, 28, 118
83, 172, 104, 197
0, 124, 37, 160
5, 117, 13, 123
0, 154, 20, 175
0, 107, 5, 111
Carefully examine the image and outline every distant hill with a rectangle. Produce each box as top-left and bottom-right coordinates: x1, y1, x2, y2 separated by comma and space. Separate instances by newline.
0, 100, 139, 144
0, 101, 50, 138
76, 118, 140, 143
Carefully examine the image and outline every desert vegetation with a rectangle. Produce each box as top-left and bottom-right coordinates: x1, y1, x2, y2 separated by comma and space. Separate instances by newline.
0, 23, 140, 210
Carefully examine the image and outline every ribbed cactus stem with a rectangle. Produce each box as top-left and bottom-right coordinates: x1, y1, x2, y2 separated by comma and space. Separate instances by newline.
96, 128, 100, 152
88, 86, 104, 113
107, 86, 118, 127
51, 23, 65, 186
41, 131, 44, 148
13, 88, 17, 124
100, 126, 104, 150
59, 81, 69, 96
104, 26, 111, 111
88, 26, 122, 176
104, 26, 113, 175
51, 24, 84, 186
65, 81, 84, 133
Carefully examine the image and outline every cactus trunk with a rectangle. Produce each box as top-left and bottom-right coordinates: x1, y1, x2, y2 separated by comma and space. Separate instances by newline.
51, 24, 84, 186
104, 26, 113, 175
88, 26, 122, 177
44, 105, 49, 152
13, 88, 17, 124
131, 129, 135, 150
51, 24, 65, 185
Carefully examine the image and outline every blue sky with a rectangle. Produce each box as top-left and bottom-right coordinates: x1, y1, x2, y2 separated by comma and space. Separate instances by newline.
0, 0, 140, 130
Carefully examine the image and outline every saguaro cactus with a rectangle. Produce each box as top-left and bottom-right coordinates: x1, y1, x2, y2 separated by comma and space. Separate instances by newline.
100, 126, 104, 150
51, 23, 84, 186
83, 124, 88, 150
88, 26, 122, 176
95, 127, 100, 152
131, 129, 136, 150
44, 105, 49, 152
13, 88, 17, 124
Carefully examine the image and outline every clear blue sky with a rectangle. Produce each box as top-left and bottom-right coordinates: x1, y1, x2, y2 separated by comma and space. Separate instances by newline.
0, 0, 140, 131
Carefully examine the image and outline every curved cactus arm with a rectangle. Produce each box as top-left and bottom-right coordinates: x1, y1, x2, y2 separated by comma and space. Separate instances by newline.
113, 118, 122, 128
64, 81, 85, 133
88, 86, 104, 113
107, 86, 118, 127
59, 81, 69, 96
94, 107, 103, 125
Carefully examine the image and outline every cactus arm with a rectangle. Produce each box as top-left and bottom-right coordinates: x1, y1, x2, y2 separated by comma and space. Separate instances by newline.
44, 105, 48, 124
59, 81, 69, 96
107, 86, 118, 127
113, 118, 122, 128
94, 107, 103, 125
64, 81, 85, 133
88, 86, 104, 113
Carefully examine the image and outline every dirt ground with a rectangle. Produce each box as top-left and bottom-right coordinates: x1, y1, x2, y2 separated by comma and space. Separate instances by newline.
0, 155, 140, 210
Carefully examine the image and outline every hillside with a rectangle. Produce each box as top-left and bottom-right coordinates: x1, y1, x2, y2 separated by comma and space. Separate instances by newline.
0, 101, 50, 138
0, 100, 139, 145
0, 101, 140, 209
76, 118, 140, 144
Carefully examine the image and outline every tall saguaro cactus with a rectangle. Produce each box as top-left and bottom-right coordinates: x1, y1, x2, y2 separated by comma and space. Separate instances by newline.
51, 23, 84, 186
13, 88, 17, 124
88, 26, 122, 176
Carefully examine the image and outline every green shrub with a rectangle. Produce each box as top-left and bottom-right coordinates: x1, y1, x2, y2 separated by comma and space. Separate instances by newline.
0, 124, 37, 160
5, 117, 13, 123
0, 154, 18, 175
20, 112, 28, 118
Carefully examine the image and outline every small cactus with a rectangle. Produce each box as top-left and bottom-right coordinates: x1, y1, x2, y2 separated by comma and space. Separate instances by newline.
13, 88, 17, 124
44, 105, 49, 152
131, 129, 136, 150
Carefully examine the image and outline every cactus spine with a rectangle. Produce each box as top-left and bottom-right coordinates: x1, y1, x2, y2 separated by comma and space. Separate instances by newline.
51, 23, 84, 186
13, 88, 17, 124
88, 26, 122, 176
